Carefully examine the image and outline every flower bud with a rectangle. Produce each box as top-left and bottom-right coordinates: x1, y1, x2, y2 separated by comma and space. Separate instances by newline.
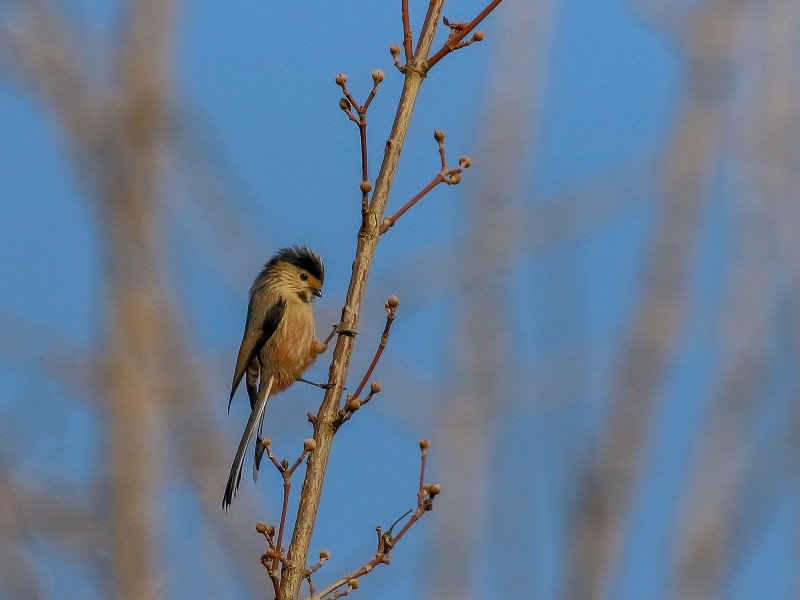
428, 482, 441, 496
256, 522, 268, 534
319, 549, 330, 560
419, 439, 429, 450
473, 31, 485, 41
335, 73, 347, 86
433, 129, 445, 143
389, 44, 401, 56
348, 579, 360, 589
304, 438, 317, 452
262, 437, 272, 448
360, 180, 373, 193
349, 398, 361, 411
339, 98, 351, 111
449, 173, 462, 185
387, 294, 400, 308
459, 156, 472, 168
370, 381, 382, 394
372, 69, 385, 83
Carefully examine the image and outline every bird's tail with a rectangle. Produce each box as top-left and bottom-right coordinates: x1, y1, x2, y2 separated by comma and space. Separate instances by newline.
222, 374, 274, 511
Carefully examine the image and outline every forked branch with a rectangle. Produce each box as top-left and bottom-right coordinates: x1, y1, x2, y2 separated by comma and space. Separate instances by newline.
306, 441, 441, 599
380, 129, 471, 234
427, 0, 503, 69
276, 2, 503, 597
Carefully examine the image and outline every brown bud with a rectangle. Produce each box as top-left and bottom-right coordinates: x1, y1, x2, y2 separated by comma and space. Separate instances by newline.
449, 173, 462, 185
360, 180, 373, 193
256, 522, 268, 534
262, 437, 272, 448
304, 438, 317, 452
319, 549, 330, 560
372, 69, 385, 83
428, 482, 442, 496
473, 31, 485, 42
370, 381, 382, 394
387, 294, 400, 308
339, 98, 351, 112
433, 129, 445, 143
459, 156, 472, 168
349, 398, 361, 411
389, 44, 401, 56
307, 412, 317, 423
335, 73, 347, 86
263, 523, 276, 536
348, 579, 360, 590
419, 439, 429, 450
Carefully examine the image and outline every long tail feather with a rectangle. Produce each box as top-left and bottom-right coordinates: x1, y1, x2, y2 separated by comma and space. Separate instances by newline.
222, 375, 274, 510
253, 412, 266, 482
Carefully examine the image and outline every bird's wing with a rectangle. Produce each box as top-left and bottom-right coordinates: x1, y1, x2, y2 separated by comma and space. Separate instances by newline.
245, 357, 260, 410
228, 298, 285, 412
223, 374, 274, 510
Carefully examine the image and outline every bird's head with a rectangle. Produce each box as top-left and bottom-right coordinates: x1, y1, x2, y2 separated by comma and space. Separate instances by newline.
263, 246, 324, 304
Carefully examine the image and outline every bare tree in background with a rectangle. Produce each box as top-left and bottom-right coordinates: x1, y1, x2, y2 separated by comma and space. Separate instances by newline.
3, 0, 799, 599
423, 1, 800, 599
563, 2, 750, 598
672, 2, 800, 598
0, 1, 267, 596
2, 2, 179, 596
426, 2, 552, 598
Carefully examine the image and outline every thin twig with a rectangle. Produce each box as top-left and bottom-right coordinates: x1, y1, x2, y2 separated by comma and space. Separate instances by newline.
258, 439, 315, 585
427, 0, 503, 69
401, 0, 413, 62
311, 442, 439, 599
351, 296, 399, 400
336, 72, 384, 209
257, 522, 281, 597
334, 296, 397, 427
380, 174, 445, 234
379, 130, 470, 234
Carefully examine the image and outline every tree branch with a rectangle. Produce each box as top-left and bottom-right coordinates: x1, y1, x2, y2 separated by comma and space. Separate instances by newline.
277, 3, 449, 597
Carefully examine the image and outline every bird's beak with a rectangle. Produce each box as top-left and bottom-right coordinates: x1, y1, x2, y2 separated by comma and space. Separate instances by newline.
312, 288, 323, 298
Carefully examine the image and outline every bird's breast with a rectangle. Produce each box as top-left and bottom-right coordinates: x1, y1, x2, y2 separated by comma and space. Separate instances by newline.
263, 302, 317, 392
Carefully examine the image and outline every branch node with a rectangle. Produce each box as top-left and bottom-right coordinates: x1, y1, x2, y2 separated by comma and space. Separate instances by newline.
427, 1, 503, 70
389, 44, 406, 72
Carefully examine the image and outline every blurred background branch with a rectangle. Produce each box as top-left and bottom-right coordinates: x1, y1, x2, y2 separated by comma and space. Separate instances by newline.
1, 1, 798, 599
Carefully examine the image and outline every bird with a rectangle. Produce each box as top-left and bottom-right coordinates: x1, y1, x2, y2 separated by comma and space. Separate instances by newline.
223, 246, 327, 510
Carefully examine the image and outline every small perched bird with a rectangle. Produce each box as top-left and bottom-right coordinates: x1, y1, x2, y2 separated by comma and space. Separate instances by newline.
223, 246, 326, 510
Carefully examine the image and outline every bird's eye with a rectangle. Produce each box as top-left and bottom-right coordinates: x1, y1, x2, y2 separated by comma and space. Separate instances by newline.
300, 272, 309, 281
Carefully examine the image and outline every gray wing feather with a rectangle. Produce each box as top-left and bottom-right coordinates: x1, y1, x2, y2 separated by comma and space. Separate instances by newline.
228, 298, 285, 412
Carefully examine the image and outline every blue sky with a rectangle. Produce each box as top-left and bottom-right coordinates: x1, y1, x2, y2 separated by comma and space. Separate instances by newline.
2, 1, 795, 599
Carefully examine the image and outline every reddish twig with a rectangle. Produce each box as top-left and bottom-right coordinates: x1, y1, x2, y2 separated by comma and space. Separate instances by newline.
303, 549, 330, 597
336, 71, 385, 210
379, 129, 471, 234
334, 295, 398, 427
257, 439, 317, 587
257, 522, 281, 597
426, 0, 502, 69
351, 296, 399, 401
310, 442, 440, 599
401, 0, 413, 62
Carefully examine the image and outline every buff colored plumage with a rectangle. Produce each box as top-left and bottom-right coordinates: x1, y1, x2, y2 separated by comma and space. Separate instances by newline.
223, 247, 326, 510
